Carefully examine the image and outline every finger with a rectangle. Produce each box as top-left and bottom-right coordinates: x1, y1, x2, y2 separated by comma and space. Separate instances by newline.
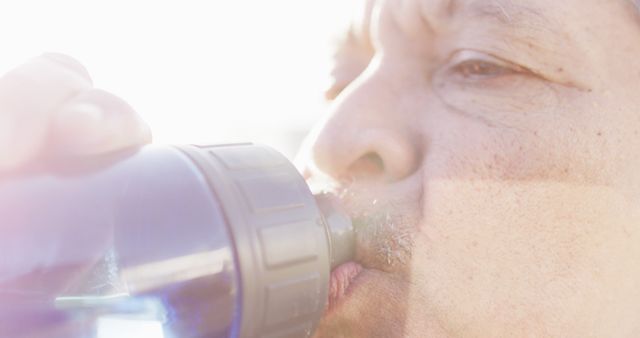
50, 88, 152, 156
0, 53, 92, 170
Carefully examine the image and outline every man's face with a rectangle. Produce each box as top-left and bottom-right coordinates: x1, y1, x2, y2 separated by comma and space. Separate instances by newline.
301, 0, 640, 336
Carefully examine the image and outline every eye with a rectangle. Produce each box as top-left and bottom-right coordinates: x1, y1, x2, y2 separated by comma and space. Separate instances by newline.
452, 60, 512, 78
445, 50, 524, 81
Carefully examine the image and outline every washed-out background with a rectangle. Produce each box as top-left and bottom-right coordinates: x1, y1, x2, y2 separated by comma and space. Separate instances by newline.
0, 0, 355, 159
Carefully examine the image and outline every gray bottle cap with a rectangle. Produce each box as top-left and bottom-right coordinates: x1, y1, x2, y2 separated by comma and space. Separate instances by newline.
178, 144, 352, 338
314, 194, 355, 270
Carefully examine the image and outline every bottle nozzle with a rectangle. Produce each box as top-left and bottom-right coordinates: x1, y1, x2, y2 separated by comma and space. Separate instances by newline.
315, 194, 355, 270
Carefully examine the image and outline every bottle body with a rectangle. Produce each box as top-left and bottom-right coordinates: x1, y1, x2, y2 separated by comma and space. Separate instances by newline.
0, 146, 240, 338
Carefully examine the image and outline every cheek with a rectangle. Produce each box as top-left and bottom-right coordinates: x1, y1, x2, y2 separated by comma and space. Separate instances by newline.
406, 111, 640, 334
426, 114, 613, 186
408, 179, 640, 336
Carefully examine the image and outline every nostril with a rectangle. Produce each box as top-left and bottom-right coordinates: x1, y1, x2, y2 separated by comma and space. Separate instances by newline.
347, 152, 385, 179
309, 121, 419, 183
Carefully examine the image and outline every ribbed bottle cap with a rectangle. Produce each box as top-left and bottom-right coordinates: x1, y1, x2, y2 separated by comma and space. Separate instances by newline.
178, 144, 333, 338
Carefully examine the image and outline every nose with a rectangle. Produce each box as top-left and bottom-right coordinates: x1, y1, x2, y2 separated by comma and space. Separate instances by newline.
306, 67, 422, 183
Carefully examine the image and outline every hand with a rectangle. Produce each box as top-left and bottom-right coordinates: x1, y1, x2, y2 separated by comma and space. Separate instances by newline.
0, 53, 151, 172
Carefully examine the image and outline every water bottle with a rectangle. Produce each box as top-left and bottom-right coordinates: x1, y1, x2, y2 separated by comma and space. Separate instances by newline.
0, 144, 354, 338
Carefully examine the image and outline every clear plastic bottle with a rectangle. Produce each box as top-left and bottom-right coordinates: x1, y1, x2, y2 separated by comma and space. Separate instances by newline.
0, 144, 353, 338
0, 145, 239, 338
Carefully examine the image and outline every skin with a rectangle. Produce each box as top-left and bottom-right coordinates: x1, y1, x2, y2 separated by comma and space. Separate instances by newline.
2, 0, 640, 337
0, 53, 150, 175
302, 0, 640, 337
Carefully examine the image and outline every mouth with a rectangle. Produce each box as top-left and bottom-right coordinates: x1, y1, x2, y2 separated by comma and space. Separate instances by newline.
327, 261, 365, 313
312, 178, 424, 314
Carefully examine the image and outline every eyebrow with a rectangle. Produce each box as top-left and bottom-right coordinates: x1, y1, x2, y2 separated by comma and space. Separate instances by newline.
442, 0, 569, 56
462, 0, 551, 28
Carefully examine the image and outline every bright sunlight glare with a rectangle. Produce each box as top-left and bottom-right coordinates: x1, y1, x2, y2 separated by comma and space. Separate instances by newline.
0, 0, 356, 158
97, 317, 164, 338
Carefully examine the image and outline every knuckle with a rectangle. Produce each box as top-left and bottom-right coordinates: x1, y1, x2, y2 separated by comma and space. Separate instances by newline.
40, 53, 92, 84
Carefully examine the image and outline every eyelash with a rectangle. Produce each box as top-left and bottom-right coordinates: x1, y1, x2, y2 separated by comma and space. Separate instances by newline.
446, 51, 525, 81
450, 59, 515, 79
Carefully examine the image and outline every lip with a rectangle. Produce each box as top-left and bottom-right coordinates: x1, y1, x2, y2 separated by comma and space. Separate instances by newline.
312, 177, 423, 311
327, 261, 365, 313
